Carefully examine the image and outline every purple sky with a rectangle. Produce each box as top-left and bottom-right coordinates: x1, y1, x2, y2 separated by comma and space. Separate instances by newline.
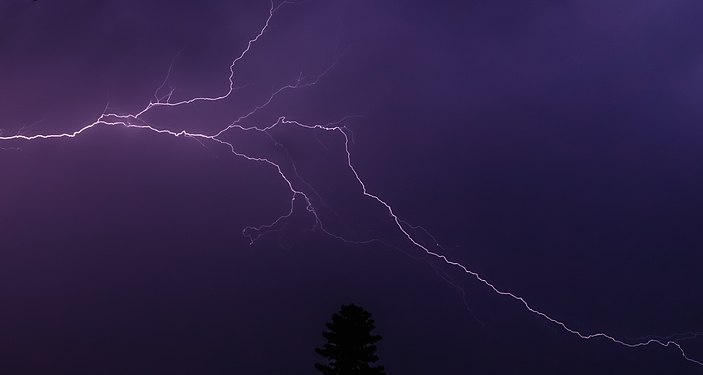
2, 0, 703, 373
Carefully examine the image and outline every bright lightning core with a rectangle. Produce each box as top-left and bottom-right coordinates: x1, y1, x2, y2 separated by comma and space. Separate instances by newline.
1, 0, 702, 369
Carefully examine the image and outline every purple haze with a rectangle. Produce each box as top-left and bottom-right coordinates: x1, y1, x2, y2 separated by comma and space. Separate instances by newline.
1, 1, 703, 373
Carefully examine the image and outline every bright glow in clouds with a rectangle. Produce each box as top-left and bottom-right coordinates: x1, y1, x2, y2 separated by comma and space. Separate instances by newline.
1, 1, 701, 367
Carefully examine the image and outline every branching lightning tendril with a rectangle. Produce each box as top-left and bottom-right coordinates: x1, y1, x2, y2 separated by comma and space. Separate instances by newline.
2, 1, 701, 368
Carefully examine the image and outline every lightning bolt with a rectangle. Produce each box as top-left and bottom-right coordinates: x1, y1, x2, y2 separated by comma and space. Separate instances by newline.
2, 0, 702, 369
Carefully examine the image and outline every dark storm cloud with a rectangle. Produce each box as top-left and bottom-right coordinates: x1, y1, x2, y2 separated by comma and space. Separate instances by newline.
1, 1, 702, 373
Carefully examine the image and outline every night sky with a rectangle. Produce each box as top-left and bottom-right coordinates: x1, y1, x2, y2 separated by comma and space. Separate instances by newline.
2, 1, 703, 374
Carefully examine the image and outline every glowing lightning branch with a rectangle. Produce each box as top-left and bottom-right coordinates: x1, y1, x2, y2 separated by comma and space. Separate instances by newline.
1, 0, 702, 368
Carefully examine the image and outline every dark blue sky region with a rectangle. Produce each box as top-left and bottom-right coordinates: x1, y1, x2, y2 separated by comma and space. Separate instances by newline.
1, 1, 703, 374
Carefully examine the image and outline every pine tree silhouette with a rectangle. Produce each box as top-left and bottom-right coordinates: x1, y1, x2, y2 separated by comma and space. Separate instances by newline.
315, 304, 386, 375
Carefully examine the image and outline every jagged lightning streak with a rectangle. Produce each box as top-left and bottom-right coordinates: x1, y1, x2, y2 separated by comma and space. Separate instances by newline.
2, 0, 702, 368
